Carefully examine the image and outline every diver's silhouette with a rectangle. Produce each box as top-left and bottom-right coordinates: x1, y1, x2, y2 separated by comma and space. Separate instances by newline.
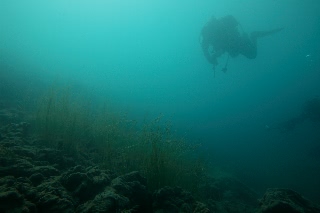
200, 15, 283, 71
272, 97, 320, 133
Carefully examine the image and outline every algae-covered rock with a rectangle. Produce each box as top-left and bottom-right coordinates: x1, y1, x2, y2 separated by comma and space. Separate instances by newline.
257, 188, 320, 213
152, 186, 210, 213
76, 171, 151, 213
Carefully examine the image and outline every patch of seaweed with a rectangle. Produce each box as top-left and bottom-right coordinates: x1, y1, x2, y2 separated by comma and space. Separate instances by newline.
33, 86, 207, 193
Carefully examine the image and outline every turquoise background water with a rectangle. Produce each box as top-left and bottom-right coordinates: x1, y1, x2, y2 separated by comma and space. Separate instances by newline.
1, 0, 320, 201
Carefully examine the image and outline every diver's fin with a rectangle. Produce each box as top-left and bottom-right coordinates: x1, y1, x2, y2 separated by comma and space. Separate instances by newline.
251, 27, 284, 39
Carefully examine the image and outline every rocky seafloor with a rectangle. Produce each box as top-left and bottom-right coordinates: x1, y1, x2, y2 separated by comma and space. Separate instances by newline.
1, 105, 320, 213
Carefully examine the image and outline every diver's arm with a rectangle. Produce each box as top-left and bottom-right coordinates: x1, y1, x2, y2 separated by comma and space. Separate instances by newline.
201, 39, 219, 66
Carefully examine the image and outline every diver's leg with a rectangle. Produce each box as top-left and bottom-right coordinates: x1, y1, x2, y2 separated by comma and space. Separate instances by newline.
244, 27, 283, 59
250, 27, 284, 40
239, 34, 257, 59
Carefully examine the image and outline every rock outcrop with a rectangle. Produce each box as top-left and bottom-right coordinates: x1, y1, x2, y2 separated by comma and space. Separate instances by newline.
257, 188, 320, 213
1, 119, 319, 213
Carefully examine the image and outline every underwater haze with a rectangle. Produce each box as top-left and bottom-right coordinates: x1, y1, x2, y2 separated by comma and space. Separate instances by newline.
1, 0, 320, 202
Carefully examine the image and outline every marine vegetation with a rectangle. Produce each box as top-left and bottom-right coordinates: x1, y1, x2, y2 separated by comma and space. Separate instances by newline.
33, 86, 207, 193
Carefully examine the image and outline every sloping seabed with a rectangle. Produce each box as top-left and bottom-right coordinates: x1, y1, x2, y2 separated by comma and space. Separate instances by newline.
0, 79, 319, 212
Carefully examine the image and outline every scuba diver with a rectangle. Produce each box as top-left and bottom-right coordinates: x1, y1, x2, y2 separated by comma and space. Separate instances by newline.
200, 15, 283, 71
270, 97, 320, 133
